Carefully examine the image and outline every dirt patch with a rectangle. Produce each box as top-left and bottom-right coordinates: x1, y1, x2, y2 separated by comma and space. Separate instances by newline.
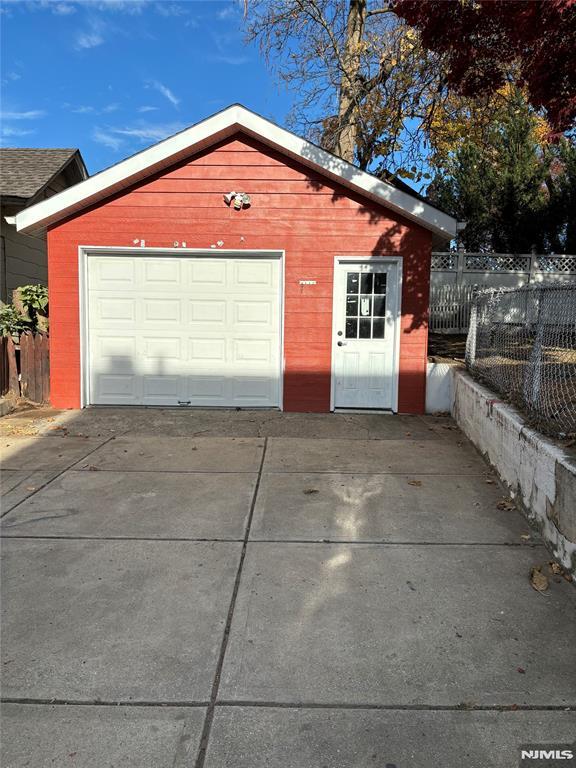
428, 334, 467, 364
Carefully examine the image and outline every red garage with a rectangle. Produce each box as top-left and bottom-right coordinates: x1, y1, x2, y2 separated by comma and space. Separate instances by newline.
15, 105, 456, 413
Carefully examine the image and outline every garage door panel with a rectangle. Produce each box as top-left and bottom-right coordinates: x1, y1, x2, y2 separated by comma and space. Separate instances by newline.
189, 337, 227, 363
90, 258, 136, 289
142, 336, 182, 362
87, 253, 281, 407
186, 376, 227, 403
92, 297, 136, 324
233, 260, 275, 288
142, 375, 181, 402
232, 338, 274, 364
97, 374, 138, 403
142, 258, 183, 288
231, 377, 277, 404
233, 301, 273, 327
189, 300, 227, 324
93, 336, 137, 367
189, 260, 227, 286
142, 298, 182, 324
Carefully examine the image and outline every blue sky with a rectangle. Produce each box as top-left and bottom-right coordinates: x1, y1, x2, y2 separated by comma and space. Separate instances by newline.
1, 0, 292, 174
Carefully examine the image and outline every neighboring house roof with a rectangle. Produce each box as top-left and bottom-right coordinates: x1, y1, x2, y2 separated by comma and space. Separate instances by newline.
1, 148, 88, 204
15, 105, 457, 240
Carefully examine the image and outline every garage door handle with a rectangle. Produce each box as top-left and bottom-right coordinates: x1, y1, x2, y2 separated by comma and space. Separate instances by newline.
337, 341, 346, 347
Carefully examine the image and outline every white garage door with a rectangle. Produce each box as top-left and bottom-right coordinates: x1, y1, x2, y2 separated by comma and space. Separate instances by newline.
86, 252, 282, 407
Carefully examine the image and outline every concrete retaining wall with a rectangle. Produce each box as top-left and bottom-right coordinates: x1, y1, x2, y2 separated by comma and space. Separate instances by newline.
452, 369, 576, 573
425, 362, 456, 414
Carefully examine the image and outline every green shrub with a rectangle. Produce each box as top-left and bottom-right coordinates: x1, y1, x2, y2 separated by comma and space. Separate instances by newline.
0, 284, 49, 337
0, 304, 29, 337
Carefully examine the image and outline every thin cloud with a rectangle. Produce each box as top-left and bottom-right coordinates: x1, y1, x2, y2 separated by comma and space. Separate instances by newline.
148, 80, 179, 108
69, 103, 118, 115
112, 121, 184, 141
19, 1, 76, 13
210, 54, 250, 66
154, 2, 188, 17
74, 16, 106, 50
217, 6, 237, 20
52, 3, 76, 14
1, 110, 46, 120
210, 30, 250, 66
92, 127, 124, 151
92, 1, 146, 13
75, 30, 104, 49
1, 126, 35, 137
138, 106, 159, 113
92, 121, 185, 151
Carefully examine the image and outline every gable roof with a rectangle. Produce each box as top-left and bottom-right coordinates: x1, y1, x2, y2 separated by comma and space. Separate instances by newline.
1, 148, 87, 202
15, 105, 457, 240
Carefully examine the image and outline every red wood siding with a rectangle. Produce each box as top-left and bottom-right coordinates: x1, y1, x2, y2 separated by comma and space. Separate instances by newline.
47, 133, 431, 412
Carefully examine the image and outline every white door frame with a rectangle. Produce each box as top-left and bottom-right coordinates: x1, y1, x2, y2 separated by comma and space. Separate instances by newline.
78, 246, 285, 409
330, 255, 403, 412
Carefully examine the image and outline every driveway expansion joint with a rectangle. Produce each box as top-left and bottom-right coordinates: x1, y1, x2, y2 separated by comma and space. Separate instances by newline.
213, 701, 576, 712
3, 697, 574, 712
194, 437, 269, 768
0, 435, 116, 519
0, 698, 209, 708
0, 534, 544, 548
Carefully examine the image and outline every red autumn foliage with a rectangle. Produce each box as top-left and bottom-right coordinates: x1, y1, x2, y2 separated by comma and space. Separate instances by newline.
393, 0, 576, 134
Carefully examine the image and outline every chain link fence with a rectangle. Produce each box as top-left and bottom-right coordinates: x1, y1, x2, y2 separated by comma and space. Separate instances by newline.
465, 285, 576, 438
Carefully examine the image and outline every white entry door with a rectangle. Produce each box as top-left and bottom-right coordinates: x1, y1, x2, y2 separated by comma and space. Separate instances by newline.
86, 252, 282, 407
332, 260, 400, 410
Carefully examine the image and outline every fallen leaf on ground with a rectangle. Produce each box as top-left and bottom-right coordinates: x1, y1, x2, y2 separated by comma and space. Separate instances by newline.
407, 479, 422, 487
529, 566, 549, 592
517, 667, 526, 674
497, 498, 516, 511
548, 561, 562, 576
520, 534, 531, 540
485, 479, 495, 485
303, 488, 319, 495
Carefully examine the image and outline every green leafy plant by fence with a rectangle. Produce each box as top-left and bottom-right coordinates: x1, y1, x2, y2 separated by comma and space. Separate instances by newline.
0, 285, 50, 403
0, 284, 49, 338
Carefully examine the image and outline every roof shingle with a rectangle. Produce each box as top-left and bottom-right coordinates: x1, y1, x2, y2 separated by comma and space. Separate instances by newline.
0, 148, 79, 200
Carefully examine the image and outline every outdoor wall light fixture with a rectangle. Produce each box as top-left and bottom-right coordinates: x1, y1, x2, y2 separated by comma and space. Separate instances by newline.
223, 190, 251, 210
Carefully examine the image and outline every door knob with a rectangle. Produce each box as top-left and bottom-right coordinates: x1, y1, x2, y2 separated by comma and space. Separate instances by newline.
337, 341, 346, 347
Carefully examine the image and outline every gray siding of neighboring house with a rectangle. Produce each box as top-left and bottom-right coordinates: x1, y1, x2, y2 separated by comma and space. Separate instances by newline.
0, 150, 86, 303
1, 216, 47, 303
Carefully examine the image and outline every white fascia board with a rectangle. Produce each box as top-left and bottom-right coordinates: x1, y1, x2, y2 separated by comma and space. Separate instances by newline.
15, 104, 457, 239
15, 106, 243, 235
239, 110, 456, 239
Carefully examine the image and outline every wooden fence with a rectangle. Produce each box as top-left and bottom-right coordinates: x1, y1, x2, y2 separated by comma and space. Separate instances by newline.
0, 337, 8, 396
0, 333, 50, 403
429, 284, 477, 334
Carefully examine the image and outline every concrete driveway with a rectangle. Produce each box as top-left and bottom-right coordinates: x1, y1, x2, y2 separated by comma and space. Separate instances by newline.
1, 407, 575, 768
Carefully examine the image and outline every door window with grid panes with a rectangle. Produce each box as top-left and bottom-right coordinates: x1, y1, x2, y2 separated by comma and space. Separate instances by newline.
345, 271, 387, 339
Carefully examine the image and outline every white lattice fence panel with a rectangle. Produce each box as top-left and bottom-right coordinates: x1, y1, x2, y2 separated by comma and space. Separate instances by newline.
431, 253, 457, 271
536, 256, 576, 273
465, 254, 531, 272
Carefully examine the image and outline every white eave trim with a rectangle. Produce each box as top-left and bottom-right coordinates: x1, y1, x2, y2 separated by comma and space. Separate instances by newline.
15, 104, 457, 240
